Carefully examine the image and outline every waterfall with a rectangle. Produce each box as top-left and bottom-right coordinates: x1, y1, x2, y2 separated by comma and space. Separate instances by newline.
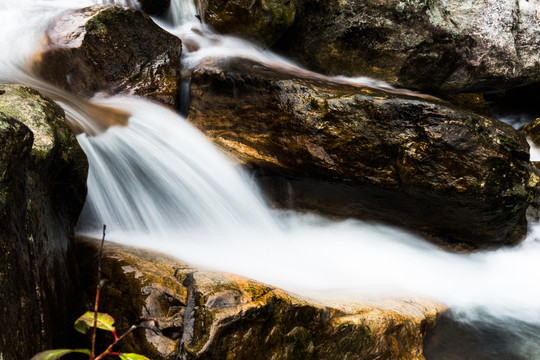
168, 0, 197, 26
2, 0, 540, 358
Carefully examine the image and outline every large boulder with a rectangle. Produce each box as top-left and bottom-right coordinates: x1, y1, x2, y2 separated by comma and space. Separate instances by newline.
0, 85, 88, 359
200, 0, 296, 46
187, 57, 539, 249
76, 238, 444, 360
274, 0, 540, 93
32, 5, 182, 107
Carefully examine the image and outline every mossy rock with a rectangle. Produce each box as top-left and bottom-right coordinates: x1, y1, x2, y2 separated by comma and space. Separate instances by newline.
0, 85, 88, 359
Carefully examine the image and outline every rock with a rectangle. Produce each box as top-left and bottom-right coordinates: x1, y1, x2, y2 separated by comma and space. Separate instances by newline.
523, 118, 540, 146
187, 57, 539, 249
274, 0, 540, 93
200, 0, 296, 46
443, 93, 492, 118
32, 5, 182, 108
0, 85, 88, 359
76, 238, 445, 360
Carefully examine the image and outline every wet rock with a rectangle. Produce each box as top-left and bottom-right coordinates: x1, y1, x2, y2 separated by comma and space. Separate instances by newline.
443, 93, 492, 118
0, 85, 88, 359
200, 0, 296, 46
32, 5, 182, 107
188, 57, 539, 249
275, 0, 540, 93
76, 238, 444, 360
523, 118, 540, 146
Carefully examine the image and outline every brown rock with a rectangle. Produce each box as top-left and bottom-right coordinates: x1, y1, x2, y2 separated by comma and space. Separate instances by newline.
32, 5, 182, 107
187, 57, 539, 249
76, 238, 445, 360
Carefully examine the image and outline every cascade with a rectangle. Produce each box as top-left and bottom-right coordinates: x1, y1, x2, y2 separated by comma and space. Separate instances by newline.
2, 0, 540, 358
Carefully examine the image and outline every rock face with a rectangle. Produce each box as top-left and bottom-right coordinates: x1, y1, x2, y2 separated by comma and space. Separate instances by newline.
76, 238, 444, 360
0, 85, 88, 359
32, 5, 182, 107
275, 0, 540, 93
188, 58, 539, 249
200, 0, 296, 46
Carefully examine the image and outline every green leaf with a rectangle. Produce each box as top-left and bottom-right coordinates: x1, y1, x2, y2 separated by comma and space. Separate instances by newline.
118, 354, 151, 360
31, 349, 90, 360
74, 311, 116, 334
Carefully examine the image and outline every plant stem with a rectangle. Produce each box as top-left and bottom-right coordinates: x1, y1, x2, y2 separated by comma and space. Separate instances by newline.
95, 325, 137, 360
92, 225, 107, 358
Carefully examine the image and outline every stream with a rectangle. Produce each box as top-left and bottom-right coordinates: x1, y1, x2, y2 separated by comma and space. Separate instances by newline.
2, 0, 540, 358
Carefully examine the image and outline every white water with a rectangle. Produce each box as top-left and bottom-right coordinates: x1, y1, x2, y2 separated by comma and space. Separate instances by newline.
2, 0, 540, 357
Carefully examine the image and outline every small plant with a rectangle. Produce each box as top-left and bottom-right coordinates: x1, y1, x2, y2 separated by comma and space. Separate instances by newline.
32, 225, 150, 360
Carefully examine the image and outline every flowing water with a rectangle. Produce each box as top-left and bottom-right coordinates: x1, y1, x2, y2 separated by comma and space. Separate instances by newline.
2, 0, 540, 358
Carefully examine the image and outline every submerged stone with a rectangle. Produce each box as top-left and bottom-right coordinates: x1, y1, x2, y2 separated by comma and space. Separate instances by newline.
32, 5, 182, 107
0, 85, 88, 359
77, 238, 444, 360
187, 57, 539, 249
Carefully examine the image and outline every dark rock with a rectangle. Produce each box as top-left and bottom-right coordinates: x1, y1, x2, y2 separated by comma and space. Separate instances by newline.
443, 93, 492, 118
76, 238, 444, 360
0, 85, 88, 359
32, 5, 182, 108
187, 57, 539, 249
200, 0, 296, 46
139, 0, 171, 16
274, 0, 540, 93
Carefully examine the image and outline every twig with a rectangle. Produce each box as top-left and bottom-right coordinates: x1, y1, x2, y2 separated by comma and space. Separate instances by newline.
94, 325, 137, 360
91, 225, 107, 359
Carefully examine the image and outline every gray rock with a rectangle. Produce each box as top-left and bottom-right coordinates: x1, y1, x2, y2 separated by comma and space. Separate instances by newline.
275, 0, 540, 93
